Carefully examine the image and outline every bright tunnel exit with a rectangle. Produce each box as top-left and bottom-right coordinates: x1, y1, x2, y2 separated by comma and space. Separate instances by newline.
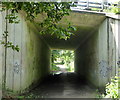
50, 50, 74, 74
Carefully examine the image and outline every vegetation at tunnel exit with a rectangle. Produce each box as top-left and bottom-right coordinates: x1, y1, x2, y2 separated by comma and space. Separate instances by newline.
51, 50, 74, 73
0, 2, 76, 52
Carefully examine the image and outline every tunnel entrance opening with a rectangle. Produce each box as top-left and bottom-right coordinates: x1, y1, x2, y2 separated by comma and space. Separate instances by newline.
50, 49, 74, 74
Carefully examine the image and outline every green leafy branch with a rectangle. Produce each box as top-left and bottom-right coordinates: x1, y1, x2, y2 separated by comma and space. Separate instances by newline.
0, 31, 20, 52
5, 13, 20, 24
0, 2, 76, 52
1, 2, 76, 40
1, 41, 19, 52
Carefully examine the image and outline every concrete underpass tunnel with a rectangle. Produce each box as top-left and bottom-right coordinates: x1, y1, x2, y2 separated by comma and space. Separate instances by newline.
36, 11, 117, 97
3, 11, 119, 97
43, 25, 98, 86
41, 11, 107, 89
34, 27, 99, 98
33, 15, 105, 97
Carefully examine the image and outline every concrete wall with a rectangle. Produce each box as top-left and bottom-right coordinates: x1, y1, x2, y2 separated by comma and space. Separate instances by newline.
107, 18, 119, 77
75, 29, 100, 87
98, 19, 109, 87
0, 7, 3, 99
1, 11, 50, 92
118, 17, 120, 77
75, 17, 119, 88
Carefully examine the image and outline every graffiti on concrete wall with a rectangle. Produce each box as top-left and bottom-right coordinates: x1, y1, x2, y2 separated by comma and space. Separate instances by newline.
99, 60, 112, 77
13, 61, 21, 74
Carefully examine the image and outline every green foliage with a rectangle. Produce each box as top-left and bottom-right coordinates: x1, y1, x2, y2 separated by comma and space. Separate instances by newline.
5, 13, 20, 23
51, 50, 74, 72
105, 1, 120, 14
0, 2, 76, 52
1, 41, 20, 52
101, 75, 120, 99
51, 50, 61, 61
0, 31, 20, 52
111, 6, 120, 14
1, 2, 76, 40
51, 50, 62, 72
51, 63, 60, 72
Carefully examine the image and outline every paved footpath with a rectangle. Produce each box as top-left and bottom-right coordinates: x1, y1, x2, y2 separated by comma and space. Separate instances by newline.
26, 72, 98, 99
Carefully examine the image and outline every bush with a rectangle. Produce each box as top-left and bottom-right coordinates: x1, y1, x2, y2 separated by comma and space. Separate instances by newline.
106, 2, 120, 14
102, 76, 120, 99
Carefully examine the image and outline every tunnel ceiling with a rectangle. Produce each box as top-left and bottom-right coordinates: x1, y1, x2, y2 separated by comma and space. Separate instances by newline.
34, 11, 106, 50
